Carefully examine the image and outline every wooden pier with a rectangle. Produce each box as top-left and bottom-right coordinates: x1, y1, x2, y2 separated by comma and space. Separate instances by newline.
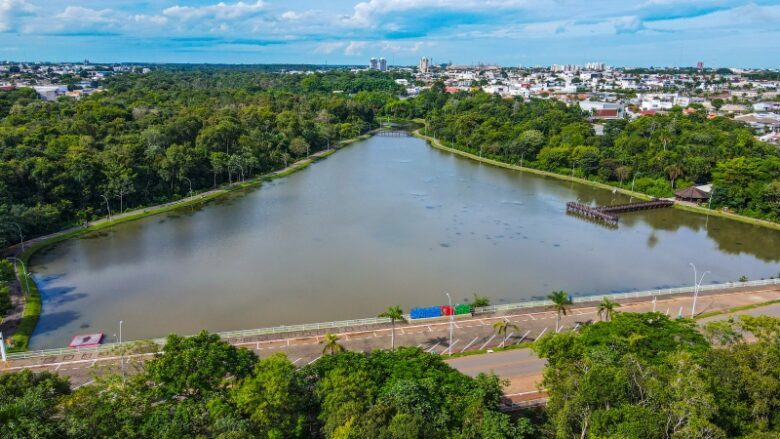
599, 199, 674, 214
377, 130, 408, 137
566, 202, 619, 226
566, 199, 673, 226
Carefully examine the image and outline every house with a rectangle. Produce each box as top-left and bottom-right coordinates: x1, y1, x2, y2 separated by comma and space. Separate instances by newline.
734, 113, 780, 133
675, 185, 711, 203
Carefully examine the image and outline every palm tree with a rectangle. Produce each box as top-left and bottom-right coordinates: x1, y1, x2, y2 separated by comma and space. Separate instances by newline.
320, 333, 344, 355
493, 319, 520, 348
548, 290, 572, 332
378, 305, 407, 351
665, 164, 684, 190
597, 297, 621, 322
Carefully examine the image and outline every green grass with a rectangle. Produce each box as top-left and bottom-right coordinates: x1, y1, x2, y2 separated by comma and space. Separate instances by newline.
6, 134, 362, 352
442, 341, 535, 359
694, 299, 780, 320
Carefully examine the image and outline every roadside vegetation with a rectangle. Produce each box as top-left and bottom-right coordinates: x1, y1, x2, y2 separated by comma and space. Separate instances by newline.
0, 331, 534, 439
3, 312, 780, 438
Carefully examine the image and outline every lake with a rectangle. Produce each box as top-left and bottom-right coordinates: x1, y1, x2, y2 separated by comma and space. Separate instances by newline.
29, 135, 780, 349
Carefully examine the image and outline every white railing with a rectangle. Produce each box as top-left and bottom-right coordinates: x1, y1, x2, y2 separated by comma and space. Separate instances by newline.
472, 278, 780, 315
8, 278, 779, 360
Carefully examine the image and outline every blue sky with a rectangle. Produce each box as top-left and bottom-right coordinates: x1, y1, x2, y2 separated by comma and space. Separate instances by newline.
2, 0, 779, 67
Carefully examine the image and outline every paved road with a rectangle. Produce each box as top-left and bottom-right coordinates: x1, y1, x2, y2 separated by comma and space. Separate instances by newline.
3, 286, 780, 392
447, 298, 780, 405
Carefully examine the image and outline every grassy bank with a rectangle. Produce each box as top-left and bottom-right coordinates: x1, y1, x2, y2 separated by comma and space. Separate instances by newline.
5, 134, 365, 351
413, 129, 780, 231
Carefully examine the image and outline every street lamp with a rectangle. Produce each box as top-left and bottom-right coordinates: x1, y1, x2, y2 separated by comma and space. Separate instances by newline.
119, 320, 125, 382
689, 263, 711, 318
11, 222, 23, 251
182, 177, 193, 199
100, 194, 112, 222
445, 292, 453, 356
10, 257, 31, 297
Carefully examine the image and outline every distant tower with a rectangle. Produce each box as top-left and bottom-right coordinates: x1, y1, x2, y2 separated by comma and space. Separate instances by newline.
697, 61, 704, 70
419, 57, 429, 73
369, 58, 378, 70
379, 57, 387, 71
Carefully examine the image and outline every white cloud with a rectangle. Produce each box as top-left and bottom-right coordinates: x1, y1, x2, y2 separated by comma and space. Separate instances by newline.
344, 40, 367, 55
647, 3, 780, 31
55, 6, 118, 24
0, 0, 36, 32
314, 41, 345, 54
163, 0, 265, 22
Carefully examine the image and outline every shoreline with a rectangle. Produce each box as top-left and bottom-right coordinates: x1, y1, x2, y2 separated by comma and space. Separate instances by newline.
412, 129, 780, 232
4, 132, 370, 352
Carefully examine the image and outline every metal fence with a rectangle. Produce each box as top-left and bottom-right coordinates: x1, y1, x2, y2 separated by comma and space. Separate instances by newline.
7, 278, 779, 361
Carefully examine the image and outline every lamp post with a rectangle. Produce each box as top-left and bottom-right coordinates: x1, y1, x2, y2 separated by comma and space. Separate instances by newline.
100, 194, 112, 222
689, 263, 710, 318
183, 177, 193, 199
445, 292, 453, 356
10, 257, 31, 298
119, 320, 125, 382
11, 222, 23, 251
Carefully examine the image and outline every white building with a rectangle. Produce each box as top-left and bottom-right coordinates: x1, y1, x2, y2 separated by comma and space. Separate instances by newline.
419, 57, 429, 73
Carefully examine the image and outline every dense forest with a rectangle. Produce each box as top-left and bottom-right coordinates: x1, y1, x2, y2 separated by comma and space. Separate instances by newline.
0, 69, 406, 246
3, 313, 780, 438
2, 69, 779, 247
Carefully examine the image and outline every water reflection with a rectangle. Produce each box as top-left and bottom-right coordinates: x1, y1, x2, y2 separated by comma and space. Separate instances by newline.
28, 135, 780, 349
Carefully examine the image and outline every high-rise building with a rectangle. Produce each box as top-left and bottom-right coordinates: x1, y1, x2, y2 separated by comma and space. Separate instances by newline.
419, 57, 429, 73
379, 57, 387, 71
697, 61, 704, 70
369, 58, 379, 70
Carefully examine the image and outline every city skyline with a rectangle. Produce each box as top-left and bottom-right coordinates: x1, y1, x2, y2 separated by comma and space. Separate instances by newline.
1, 0, 780, 67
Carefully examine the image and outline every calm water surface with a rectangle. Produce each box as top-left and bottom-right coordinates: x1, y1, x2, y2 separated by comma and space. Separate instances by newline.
30, 135, 780, 348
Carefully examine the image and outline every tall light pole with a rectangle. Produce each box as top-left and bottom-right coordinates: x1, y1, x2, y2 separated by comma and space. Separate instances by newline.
100, 194, 112, 222
11, 222, 23, 251
445, 292, 453, 356
10, 257, 31, 297
183, 177, 193, 199
119, 320, 125, 382
689, 263, 710, 318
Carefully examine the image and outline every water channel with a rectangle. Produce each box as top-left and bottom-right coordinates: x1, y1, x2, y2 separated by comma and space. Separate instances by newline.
29, 135, 780, 348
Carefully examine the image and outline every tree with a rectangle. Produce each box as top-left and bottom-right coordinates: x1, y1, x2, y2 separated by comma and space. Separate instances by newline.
321, 332, 344, 355
470, 293, 490, 308
665, 164, 684, 189
615, 166, 632, 186
233, 353, 310, 438
378, 305, 407, 351
0, 370, 70, 439
596, 297, 620, 321
493, 319, 520, 348
548, 290, 572, 332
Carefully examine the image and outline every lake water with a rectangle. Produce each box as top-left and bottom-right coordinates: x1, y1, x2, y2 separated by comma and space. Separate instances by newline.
29, 135, 780, 348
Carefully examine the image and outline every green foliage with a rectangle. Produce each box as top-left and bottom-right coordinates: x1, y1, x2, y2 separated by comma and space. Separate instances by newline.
1, 333, 531, 438
534, 313, 780, 438
0, 370, 70, 439
0, 68, 388, 245
470, 293, 491, 308
417, 89, 780, 223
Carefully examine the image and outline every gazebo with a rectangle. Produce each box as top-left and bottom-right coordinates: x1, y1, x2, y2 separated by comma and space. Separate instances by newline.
675, 186, 710, 203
